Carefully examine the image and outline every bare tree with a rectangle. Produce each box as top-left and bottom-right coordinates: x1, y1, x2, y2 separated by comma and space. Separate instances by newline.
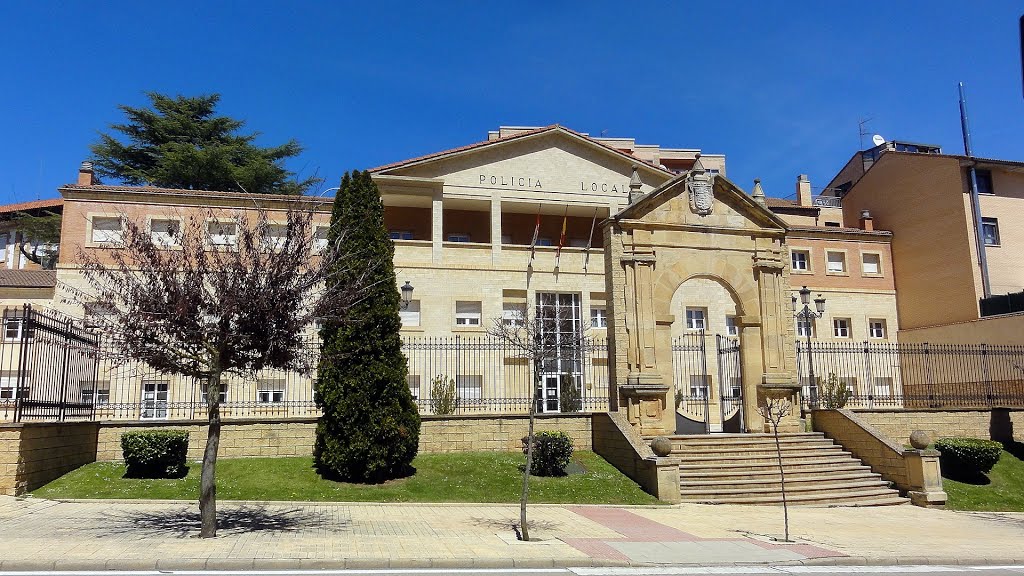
487, 298, 588, 541
71, 201, 377, 537
757, 396, 794, 542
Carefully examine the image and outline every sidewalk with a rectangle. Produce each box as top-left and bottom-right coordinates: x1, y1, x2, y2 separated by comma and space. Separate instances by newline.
1, 495, 1023, 569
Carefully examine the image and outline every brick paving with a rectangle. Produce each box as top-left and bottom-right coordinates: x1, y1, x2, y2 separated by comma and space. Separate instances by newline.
0, 496, 1023, 569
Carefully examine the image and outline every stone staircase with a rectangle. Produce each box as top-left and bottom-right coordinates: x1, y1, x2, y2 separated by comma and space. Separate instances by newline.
654, 432, 908, 506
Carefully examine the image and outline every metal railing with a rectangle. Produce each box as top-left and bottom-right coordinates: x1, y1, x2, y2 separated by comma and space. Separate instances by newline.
812, 196, 842, 208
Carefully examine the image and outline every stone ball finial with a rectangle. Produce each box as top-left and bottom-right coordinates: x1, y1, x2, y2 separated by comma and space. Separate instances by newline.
909, 430, 931, 450
650, 436, 673, 457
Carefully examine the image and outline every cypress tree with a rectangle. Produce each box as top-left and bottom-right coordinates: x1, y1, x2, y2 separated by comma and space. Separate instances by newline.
314, 170, 420, 482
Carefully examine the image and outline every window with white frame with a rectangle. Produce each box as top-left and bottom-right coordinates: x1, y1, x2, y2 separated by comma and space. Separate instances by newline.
535, 292, 583, 376
455, 301, 482, 326
502, 302, 526, 327
862, 253, 881, 275
399, 300, 421, 327
314, 226, 330, 251
826, 251, 847, 273
728, 377, 742, 399
456, 375, 483, 402
838, 376, 858, 396
141, 380, 169, 419
791, 249, 810, 272
257, 379, 285, 403
833, 318, 851, 338
869, 319, 887, 339
725, 315, 738, 336
689, 375, 710, 398
590, 306, 608, 328
0, 233, 8, 260
873, 377, 894, 398
80, 381, 110, 405
150, 218, 180, 246
447, 233, 471, 243
0, 374, 29, 400
796, 318, 815, 338
982, 217, 1000, 246
263, 223, 289, 250
207, 220, 237, 246
407, 375, 421, 401
685, 307, 707, 331
199, 381, 228, 405
91, 216, 124, 244
2, 309, 32, 341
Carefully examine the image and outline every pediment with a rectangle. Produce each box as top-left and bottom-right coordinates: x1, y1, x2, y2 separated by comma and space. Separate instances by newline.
374, 127, 673, 201
615, 174, 788, 232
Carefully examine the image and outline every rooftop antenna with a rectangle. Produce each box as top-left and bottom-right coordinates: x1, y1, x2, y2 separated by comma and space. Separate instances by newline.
858, 117, 873, 150
600, 129, 608, 137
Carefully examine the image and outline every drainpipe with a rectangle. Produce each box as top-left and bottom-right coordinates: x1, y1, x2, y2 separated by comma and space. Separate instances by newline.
959, 82, 992, 298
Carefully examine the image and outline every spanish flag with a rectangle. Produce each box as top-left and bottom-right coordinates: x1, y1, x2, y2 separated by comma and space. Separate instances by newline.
528, 208, 541, 268
555, 207, 567, 269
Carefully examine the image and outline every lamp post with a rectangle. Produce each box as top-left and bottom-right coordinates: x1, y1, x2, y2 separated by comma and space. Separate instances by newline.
400, 281, 414, 310
792, 286, 826, 404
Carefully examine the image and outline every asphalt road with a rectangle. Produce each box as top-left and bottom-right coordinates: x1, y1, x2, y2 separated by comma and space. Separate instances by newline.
4, 567, 1024, 576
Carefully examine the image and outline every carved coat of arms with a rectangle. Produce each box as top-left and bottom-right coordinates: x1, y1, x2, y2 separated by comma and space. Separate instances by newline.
687, 167, 714, 216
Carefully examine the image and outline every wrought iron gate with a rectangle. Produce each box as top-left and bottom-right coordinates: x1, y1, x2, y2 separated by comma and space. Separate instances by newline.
671, 331, 744, 433
716, 335, 744, 433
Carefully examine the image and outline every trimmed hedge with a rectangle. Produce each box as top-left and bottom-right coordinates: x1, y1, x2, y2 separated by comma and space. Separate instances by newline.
524, 431, 574, 476
935, 437, 1002, 475
121, 430, 189, 478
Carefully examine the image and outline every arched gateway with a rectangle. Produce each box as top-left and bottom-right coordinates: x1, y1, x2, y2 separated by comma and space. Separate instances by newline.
604, 160, 801, 435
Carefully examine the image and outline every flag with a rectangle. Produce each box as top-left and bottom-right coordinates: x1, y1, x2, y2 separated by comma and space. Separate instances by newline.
555, 206, 568, 269
528, 208, 541, 268
583, 207, 598, 272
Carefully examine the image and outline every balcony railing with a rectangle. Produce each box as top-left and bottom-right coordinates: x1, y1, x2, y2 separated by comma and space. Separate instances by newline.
812, 196, 842, 208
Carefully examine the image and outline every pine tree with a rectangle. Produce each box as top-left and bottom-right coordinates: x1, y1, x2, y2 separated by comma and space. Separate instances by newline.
314, 170, 420, 482
90, 92, 319, 195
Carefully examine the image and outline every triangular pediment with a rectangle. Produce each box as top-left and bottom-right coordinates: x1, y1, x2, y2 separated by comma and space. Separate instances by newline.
374, 127, 673, 199
614, 173, 788, 232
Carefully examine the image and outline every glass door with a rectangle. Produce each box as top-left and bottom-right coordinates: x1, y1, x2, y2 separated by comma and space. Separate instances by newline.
141, 381, 169, 419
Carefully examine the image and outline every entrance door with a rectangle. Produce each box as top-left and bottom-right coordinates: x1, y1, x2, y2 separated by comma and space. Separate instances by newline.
538, 373, 560, 413
716, 335, 744, 433
141, 380, 169, 419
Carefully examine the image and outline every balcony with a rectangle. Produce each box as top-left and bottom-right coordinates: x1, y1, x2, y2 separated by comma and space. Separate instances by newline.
813, 196, 842, 208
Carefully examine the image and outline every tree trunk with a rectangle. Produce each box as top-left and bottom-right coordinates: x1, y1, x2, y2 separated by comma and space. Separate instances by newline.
773, 421, 790, 542
519, 371, 539, 541
199, 371, 222, 538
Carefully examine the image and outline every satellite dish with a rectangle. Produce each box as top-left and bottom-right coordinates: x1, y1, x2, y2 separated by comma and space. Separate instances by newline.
871, 134, 886, 146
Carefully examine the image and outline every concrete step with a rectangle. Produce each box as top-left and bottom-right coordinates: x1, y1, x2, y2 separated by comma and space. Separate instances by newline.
671, 441, 840, 453
679, 478, 891, 498
679, 460, 872, 475
678, 486, 909, 506
674, 452, 854, 466
673, 447, 847, 460
680, 471, 883, 487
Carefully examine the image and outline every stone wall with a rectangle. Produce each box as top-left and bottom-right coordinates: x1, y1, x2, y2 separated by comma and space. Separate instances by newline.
94, 414, 594, 462
591, 411, 680, 503
0, 422, 99, 495
813, 409, 910, 489
852, 408, 1024, 444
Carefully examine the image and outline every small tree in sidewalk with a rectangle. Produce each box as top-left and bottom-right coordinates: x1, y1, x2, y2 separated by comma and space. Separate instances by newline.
74, 201, 377, 537
488, 301, 588, 541
758, 396, 795, 542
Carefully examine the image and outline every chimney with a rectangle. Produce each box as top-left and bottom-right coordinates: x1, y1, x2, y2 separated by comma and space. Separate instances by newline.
796, 174, 812, 206
77, 161, 95, 186
751, 178, 767, 208
859, 209, 874, 231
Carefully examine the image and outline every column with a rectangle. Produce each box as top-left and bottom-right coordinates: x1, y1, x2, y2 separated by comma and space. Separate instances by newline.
490, 194, 502, 263
431, 192, 443, 264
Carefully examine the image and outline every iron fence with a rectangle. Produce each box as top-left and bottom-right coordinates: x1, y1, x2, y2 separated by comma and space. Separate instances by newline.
798, 340, 1024, 409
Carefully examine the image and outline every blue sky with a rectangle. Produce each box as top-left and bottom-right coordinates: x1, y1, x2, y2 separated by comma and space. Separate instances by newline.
3, 1, 1023, 204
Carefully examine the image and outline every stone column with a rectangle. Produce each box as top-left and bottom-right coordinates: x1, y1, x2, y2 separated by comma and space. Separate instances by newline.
490, 194, 502, 263
738, 317, 763, 433
431, 191, 443, 264
751, 247, 801, 432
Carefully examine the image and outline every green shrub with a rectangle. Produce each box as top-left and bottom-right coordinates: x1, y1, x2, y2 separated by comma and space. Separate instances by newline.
523, 431, 574, 476
121, 430, 189, 478
429, 375, 459, 415
818, 372, 852, 409
935, 437, 1002, 475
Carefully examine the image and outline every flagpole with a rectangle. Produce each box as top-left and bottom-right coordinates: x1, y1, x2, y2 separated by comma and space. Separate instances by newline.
528, 205, 541, 268
555, 206, 568, 269
583, 207, 598, 273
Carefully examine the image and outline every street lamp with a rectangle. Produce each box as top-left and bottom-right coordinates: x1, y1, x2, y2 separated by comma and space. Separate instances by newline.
400, 281, 414, 310
793, 286, 826, 403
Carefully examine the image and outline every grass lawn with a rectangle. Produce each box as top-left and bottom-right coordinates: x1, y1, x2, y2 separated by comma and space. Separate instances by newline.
942, 447, 1024, 512
32, 450, 662, 505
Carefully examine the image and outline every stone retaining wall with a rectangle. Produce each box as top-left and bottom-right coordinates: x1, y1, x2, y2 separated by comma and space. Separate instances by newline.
0, 422, 99, 495
852, 408, 1024, 443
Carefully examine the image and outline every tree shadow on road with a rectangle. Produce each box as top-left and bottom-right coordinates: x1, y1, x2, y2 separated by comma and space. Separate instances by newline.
99, 505, 350, 538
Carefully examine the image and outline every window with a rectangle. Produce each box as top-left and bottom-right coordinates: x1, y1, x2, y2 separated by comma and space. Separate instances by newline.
456, 375, 483, 402
796, 318, 815, 338
869, 319, 886, 339
455, 301, 481, 326
535, 292, 583, 376
150, 218, 180, 246
207, 220, 237, 246
689, 375, 710, 399
314, 226, 331, 251
833, 318, 851, 338
727, 377, 742, 399
257, 379, 285, 403
874, 377, 894, 398
982, 218, 1000, 246
83, 302, 115, 330
141, 380, 169, 419
536, 237, 553, 247
502, 302, 526, 327
590, 307, 608, 329
263, 223, 289, 250
447, 233, 471, 243
862, 253, 881, 275
0, 233, 8, 260
80, 381, 110, 405
725, 316, 738, 336
407, 375, 421, 401
791, 249, 810, 272
399, 300, 421, 327
974, 169, 994, 195
91, 216, 123, 244
389, 230, 414, 241
2, 309, 32, 341
685, 307, 706, 331
199, 382, 228, 405
0, 374, 29, 400
825, 221, 841, 227
826, 251, 846, 273
838, 376, 858, 397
